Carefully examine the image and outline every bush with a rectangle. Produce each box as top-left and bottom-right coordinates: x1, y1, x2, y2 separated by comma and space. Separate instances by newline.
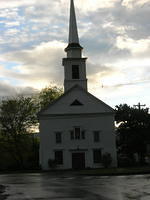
48, 159, 57, 169
102, 153, 112, 168
118, 155, 136, 167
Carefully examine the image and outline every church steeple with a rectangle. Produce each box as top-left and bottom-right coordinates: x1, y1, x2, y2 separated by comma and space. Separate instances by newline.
65, 0, 83, 56
69, 0, 79, 44
63, 0, 87, 92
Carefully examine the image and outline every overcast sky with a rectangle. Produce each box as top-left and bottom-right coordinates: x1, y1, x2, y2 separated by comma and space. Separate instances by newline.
0, 0, 150, 109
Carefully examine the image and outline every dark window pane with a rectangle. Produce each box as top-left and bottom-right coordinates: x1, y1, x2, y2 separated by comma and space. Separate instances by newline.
70, 131, 74, 140
93, 150, 102, 163
81, 131, 85, 139
75, 127, 80, 139
94, 131, 100, 142
56, 132, 62, 143
55, 151, 63, 164
72, 65, 79, 79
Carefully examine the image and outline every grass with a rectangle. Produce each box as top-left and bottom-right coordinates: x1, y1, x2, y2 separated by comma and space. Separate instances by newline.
79, 167, 150, 176
1, 167, 150, 176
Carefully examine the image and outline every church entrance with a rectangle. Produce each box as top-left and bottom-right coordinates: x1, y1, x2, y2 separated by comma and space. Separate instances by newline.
72, 152, 85, 169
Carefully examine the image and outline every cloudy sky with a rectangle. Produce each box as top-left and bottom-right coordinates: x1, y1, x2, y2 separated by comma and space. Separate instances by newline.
0, 0, 150, 109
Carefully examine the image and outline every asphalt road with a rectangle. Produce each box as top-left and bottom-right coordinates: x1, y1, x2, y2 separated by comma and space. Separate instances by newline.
0, 173, 150, 199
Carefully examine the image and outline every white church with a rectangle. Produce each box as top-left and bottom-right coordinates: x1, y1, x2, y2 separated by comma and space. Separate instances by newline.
39, 0, 117, 170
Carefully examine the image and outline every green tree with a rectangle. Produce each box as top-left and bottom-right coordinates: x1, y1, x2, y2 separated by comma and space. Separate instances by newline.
38, 85, 63, 109
0, 96, 38, 169
0, 85, 63, 169
115, 104, 150, 166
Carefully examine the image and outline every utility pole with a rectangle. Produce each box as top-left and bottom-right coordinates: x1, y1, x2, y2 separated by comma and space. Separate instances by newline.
134, 102, 146, 110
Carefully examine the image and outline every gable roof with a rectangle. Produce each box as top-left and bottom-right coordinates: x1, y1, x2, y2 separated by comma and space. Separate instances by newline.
38, 85, 114, 117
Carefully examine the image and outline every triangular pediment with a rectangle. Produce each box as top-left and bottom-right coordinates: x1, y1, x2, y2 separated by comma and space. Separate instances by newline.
39, 85, 114, 117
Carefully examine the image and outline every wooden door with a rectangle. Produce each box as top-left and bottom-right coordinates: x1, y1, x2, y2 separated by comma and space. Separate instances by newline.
72, 153, 85, 169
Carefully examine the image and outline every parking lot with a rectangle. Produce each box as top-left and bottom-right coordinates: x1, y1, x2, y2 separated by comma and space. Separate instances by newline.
0, 173, 150, 199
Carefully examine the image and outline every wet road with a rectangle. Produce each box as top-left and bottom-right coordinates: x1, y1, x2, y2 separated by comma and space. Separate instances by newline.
0, 173, 150, 200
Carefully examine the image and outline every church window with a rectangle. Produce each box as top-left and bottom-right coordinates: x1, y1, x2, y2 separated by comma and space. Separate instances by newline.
70, 99, 83, 106
72, 65, 79, 79
75, 127, 80, 139
55, 151, 63, 164
70, 127, 85, 140
55, 132, 62, 143
93, 149, 102, 163
93, 131, 100, 142
70, 130, 74, 140
81, 131, 85, 139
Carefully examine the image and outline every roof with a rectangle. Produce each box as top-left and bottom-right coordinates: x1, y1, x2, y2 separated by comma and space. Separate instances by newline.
38, 85, 114, 117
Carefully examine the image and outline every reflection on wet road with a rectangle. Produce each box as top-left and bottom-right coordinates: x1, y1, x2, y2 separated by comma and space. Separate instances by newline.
0, 173, 150, 199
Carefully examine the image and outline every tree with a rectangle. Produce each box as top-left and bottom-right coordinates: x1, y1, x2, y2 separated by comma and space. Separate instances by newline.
38, 86, 63, 109
0, 96, 38, 168
0, 85, 63, 169
115, 104, 150, 166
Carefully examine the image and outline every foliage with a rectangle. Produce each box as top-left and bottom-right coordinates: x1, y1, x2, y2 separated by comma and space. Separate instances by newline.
117, 155, 136, 168
0, 132, 39, 170
0, 85, 63, 170
0, 96, 39, 169
38, 86, 63, 109
102, 153, 112, 168
0, 96, 38, 136
115, 104, 150, 166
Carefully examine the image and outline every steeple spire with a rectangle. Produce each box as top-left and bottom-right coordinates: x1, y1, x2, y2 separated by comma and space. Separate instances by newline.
65, 0, 83, 52
69, 0, 79, 44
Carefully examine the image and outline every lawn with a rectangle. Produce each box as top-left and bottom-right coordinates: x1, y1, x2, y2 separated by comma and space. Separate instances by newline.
79, 167, 150, 176
1, 167, 150, 176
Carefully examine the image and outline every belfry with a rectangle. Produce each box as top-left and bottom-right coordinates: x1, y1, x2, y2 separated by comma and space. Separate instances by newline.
63, 0, 87, 92
39, 0, 117, 170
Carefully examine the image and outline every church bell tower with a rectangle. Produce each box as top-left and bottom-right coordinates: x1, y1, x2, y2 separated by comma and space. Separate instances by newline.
62, 0, 87, 92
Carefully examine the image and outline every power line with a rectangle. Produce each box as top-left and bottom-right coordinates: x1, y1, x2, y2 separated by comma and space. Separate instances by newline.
101, 79, 150, 88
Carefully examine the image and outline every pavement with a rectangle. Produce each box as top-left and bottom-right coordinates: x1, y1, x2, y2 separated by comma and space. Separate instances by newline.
0, 173, 150, 199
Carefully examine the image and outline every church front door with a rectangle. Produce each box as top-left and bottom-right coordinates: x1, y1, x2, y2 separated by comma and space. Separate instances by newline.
72, 152, 85, 169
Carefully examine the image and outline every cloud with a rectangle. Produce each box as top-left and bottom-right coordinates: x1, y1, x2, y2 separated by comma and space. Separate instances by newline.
2, 41, 66, 89
0, 0, 119, 11
108, 4, 150, 40
87, 62, 117, 78
116, 35, 150, 54
0, 0, 150, 108
104, 79, 150, 89
5, 28, 20, 36
122, 0, 150, 9
0, 8, 19, 19
74, 0, 119, 11
4, 21, 20, 27
0, 81, 38, 97
0, 0, 36, 9
1, 0, 149, 56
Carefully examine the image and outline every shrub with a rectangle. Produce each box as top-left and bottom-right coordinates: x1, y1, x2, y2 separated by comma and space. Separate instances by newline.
102, 153, 112, 168
48, 159, 57, 169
